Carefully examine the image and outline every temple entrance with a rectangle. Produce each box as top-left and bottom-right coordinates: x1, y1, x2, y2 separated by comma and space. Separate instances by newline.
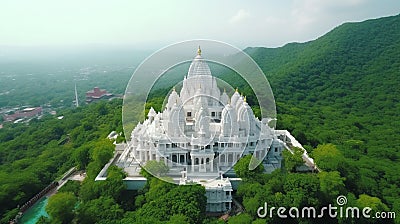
172, 155, 177, 163
180, 155, 185, 164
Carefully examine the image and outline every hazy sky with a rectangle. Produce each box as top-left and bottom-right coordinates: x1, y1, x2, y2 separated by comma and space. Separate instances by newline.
1, 0, 399, 49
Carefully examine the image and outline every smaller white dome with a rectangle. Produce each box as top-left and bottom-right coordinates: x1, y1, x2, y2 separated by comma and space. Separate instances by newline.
231, 89, 240, 106
167, 88, 181, 109
148, 107, 156, 117
235, 96, 244, 112
220, 90, 229, 105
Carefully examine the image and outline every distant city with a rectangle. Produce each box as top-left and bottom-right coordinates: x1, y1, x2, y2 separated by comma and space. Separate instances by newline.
0, 86, 121, 126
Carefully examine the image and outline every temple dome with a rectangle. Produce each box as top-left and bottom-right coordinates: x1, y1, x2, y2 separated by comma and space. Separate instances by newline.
220, 90, 229, 105
187, 47, 212, 77
167, 88, 181, 109
231, 89, 240, 106
148, 107, 156, 117
235, 96, 244, 111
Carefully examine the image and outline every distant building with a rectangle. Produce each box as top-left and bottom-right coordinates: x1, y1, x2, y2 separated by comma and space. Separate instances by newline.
180, 171, 233, 212
3, 107, 42, 122
85, 87, 113, 103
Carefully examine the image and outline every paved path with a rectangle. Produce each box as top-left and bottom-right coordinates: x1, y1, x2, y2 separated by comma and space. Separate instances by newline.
54, 170, 86, 193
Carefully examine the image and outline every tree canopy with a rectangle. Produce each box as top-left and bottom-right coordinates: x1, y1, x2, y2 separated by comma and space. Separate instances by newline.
46, 192, 77, 224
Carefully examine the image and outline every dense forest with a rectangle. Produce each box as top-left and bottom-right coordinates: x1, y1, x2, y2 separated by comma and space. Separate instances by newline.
0, 14, 399, 223
249, 13, 400, 200
229, 14, 400, 223
225, 15, 400, 222
0, 100, 124, 223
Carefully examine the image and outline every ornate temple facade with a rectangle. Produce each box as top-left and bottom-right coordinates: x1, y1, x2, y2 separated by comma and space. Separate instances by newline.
116, 47, 288, 212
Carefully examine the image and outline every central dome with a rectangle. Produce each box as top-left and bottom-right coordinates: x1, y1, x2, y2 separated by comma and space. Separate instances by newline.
187, 47, 212, 77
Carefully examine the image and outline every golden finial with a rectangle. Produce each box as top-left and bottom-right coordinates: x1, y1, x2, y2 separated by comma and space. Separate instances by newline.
235, 87, 238, 92
223, 88, 226, 93
197, 46, 201, 55
173, 86, 176, 91
244, 96, 247, 102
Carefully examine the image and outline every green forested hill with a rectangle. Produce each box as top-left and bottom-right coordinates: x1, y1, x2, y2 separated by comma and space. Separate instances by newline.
247, 14, 400, 107
244, 14, 400, 154
239, 14, 400, 217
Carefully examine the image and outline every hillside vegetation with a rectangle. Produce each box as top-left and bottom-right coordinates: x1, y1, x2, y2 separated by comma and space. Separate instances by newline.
234, 14, 400, 222
246, 14, 400, 152
0, 100, 123, 223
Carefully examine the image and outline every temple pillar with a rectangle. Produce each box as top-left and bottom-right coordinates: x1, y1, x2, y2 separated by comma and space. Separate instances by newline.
191, 155, 195, 172
210, 158, 214, 172
200, 157, 206, 172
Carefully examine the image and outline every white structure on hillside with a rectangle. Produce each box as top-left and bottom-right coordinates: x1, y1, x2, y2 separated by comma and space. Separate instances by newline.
116, 47, 287, 212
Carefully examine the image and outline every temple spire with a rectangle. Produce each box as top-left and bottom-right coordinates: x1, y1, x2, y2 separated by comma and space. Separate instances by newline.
197, 46, 202, 56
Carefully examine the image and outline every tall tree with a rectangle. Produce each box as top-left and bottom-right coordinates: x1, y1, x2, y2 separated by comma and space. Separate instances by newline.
282, 146, 304, 173
234, 155, 264, 180
46, 192, 77, 224
77, 196, 124, 224
312, 144, 344, 171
